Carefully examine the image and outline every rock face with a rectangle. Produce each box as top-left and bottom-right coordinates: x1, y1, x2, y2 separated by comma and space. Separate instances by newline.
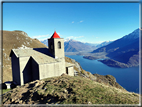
65, 57, 83, 73
93, 74, 124, 89
2, 75, 139, 104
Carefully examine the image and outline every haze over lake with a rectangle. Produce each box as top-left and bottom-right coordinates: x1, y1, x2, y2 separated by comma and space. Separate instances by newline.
66, 55, 139, 93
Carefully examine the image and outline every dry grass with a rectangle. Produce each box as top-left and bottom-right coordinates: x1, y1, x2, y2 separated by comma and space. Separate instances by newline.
2, 75, 139, 104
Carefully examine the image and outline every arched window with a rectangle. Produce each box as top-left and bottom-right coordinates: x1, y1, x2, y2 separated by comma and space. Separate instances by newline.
58, 41, 61, 49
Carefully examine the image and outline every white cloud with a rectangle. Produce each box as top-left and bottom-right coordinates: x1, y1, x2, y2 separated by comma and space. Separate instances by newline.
94, 41, 106, 44
32, 34, 49, 38
72, 21, 74, 23
79, 20, 83, 23
75, 36, 84, 39
57, 32, 60, 35
66, 36, 84, 40
32, 34, 49, 41
57, 32, 64, 38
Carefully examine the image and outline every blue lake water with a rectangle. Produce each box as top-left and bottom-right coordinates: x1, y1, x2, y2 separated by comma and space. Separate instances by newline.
66, 55, 139, 93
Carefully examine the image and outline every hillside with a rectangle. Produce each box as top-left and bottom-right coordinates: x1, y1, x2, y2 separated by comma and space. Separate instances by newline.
2, 30, 48, 82
2, 75, 139, 104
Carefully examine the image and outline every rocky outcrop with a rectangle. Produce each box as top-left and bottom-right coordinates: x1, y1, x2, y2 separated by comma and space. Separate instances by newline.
14, 30, 28, 37
65, 57, 83, 73
93, 74, 124, 90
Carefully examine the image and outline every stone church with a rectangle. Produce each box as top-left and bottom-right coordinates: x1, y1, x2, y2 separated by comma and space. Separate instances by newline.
10, 31, 74, 86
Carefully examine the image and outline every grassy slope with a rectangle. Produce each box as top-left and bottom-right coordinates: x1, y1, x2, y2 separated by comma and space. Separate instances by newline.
3, 30, 47, 82
2, 75, 139, 104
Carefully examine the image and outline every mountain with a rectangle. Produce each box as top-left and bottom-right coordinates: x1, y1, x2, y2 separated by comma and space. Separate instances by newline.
82, 42, 98, 46
92, 28, 140, 67
2, 30, 48, 82
41, 39, 97, 52
64, 39, 98, 52
41, 39, 113, 52
95, 41, 113, 48
40, 39, 48, 46
92, 28, 139, 53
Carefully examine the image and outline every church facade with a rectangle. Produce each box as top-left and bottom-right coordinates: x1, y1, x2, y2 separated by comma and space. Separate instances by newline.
10, 31, 74, 86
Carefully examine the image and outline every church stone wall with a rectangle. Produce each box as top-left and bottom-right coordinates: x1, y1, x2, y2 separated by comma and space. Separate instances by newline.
48, 38, 64, 59
39, 60, 66, 80
31, 59, 39, 81
19, 57, 31, 85
58, 58, 66, 75
39, 63, 55, 80
11, 54, 20, 85
67, 67, 74, 76
54, 39, 64, 59
48, 39, 55, 56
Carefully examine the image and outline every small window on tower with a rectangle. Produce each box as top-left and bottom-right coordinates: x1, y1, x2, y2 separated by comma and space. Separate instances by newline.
58, 41, 61, 49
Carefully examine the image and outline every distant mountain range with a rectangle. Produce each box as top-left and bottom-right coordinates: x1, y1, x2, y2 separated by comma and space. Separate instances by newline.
41, 39, 112, 52
92, 28, 140, 67
40, 39, 48, 47
64, 39, 96, 52
95, 41, 113, 48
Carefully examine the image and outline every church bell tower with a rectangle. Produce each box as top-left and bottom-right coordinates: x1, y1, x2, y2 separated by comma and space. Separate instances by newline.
48, 31, 65, 59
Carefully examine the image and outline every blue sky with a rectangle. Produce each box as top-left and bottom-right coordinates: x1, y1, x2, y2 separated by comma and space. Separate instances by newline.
3, 2, 139, 43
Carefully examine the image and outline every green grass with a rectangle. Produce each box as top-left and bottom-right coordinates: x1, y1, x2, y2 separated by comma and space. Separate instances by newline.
2, 89, 11, 94
41, 76, 139, 104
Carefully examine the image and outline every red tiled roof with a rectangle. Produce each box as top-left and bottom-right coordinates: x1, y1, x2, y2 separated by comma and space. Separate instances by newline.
51, 31, 60, 38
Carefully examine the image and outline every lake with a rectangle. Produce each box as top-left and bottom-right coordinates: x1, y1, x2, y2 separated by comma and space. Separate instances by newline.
66, 55, 139, 93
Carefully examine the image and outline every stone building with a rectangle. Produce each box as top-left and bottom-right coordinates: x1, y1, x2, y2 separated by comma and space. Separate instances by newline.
10, 31, 74, 86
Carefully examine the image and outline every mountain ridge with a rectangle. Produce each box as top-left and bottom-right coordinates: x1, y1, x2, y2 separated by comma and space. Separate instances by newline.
91, 28, 140, 68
